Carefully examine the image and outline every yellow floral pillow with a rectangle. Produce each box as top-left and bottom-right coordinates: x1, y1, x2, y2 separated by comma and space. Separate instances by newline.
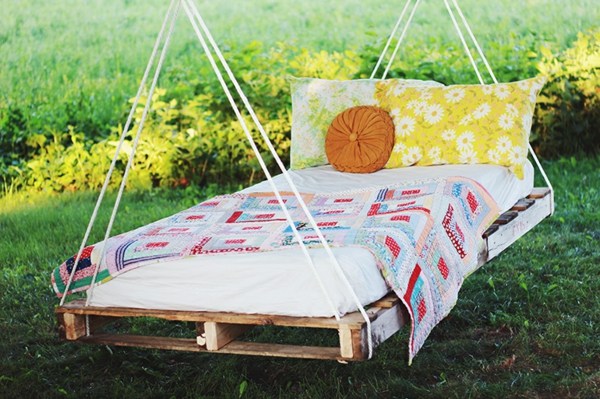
375, 76, 546, 179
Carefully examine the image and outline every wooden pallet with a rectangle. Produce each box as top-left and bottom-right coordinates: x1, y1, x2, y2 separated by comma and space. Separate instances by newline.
56, 293, 407, 361
55, 187, 552, 361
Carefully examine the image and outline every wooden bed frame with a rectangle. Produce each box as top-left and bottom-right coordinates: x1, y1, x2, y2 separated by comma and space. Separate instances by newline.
55, 188, 552, 361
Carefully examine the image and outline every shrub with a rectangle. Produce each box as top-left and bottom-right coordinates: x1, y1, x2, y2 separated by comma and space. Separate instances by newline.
355, 33, 539, 84
534, 29, 600, 157
7, 43, 361, 194
4, 31, 599, 195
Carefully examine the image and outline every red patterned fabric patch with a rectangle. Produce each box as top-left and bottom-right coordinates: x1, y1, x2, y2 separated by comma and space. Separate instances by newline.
385, 235, 401, 258
467, 190, 480, 213
437, 257, 449, 279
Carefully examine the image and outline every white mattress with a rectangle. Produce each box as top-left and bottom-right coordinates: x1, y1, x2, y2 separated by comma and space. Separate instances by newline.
88, 162, 534, 316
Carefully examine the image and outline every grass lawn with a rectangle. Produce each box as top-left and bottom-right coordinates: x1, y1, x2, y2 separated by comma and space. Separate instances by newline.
1, 0, 599, 397
0, 156, 599, 398
1, 0, 599, 137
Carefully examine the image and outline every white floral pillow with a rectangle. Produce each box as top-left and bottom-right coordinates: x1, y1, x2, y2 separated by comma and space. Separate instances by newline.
289, 77, 444, 170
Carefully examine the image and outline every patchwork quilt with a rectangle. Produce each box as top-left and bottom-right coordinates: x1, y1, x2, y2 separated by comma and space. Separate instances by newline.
52, 176, 499, 361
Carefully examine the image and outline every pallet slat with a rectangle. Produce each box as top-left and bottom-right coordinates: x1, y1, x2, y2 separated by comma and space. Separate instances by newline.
78, 334, 344, 360
495, 211, 519, 225
57, 301, 368, 329
527, 187, 551, 199
511, 198, 535, 211
486, 189, 552, 261
369, 293, 399, 309
482, 224, 499, 239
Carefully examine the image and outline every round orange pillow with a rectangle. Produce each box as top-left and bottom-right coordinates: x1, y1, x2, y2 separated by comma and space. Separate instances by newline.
325, 106, 395, 173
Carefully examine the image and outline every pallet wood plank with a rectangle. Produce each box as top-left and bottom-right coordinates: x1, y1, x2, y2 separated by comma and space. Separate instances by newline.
369, 294, 399, 309
78, 334, 345, 360
57, 314, 119, 340
527, 188, 551, 199
511, 198, 535, 211
222, 341, 343, 360
495, 211, 519, 225
338, 326, 364, 360
204, 322, 251, 351
58, 313, 86, 340
483, 224, 499, 239
338, 326, 354, 359
57, 302, 366, 329
369, 303, 407, 348
487, 192, 552, 260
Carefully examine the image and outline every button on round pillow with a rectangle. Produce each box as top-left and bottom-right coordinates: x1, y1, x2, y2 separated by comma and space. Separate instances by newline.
325, 106, 395, 173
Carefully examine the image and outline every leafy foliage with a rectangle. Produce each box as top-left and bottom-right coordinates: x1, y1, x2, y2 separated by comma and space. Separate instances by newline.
534, 29, 600, 157
8, 44, 361, 193
2, 2, 599, 195
8, 30, 600, 195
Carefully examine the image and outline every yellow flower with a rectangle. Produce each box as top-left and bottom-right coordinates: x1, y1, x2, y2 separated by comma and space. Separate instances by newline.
505, 103, 519, 117
487, 149, 501, 163
428, 147, 444, 164
481, 85, 493, 95
459, 114, 473, 126
407, 100, 427, 116
521, 113, 533, 131
393, 142, 407, 153
494, 85, 510, 100
458, 147, 478, 164
508, 146, 525, 164
517, 80, 531, 91
392, 84, 408, 96
496, 137, 512, 153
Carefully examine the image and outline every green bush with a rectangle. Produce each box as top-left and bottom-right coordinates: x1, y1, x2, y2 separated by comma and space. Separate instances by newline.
9, 45, 360, 194
534, 29, 600, 157
4, 30, 599, 195
355, 33, 539, 84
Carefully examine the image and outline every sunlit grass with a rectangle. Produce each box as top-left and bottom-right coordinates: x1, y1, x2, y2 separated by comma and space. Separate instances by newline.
1, 0, 599, 137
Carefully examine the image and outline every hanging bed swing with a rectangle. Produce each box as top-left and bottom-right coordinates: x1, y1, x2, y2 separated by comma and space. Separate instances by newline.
54, 0, 553, 363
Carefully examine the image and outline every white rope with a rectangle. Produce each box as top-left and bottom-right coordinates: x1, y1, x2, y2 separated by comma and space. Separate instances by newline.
447, 0, 554, 208
528, 143, 555, 214
381, 0, 422, 80
59, 0, 178, 306
185, 0, 377, 357
443, 0, 484, 84
370, 0, 412, 80
181, 0, 344, 321
450, 0, 553, 203
85, 0, 181, 307
451, 0, 497, 84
